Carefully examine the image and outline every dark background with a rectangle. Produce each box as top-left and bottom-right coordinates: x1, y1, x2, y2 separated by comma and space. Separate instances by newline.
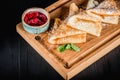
0, 0, 120, 80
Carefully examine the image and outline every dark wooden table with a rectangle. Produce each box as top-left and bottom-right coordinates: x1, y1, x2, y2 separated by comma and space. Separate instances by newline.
0, 0, 120, 80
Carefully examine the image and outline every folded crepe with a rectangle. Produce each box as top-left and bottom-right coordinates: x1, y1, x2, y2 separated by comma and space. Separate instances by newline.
48, 18, 86, 44
103, 15, 119, 24
51, 18, 61, 32
87, 0, 120, 24
64, 3, 79, 22
66, 10, 102, 37
68, 3, 79, 17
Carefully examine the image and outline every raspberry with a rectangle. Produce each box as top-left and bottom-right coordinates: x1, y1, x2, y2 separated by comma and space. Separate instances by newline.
24, 11, 48, 26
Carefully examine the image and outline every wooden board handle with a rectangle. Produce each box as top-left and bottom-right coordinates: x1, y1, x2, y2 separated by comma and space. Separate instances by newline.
45, 0, 71, 13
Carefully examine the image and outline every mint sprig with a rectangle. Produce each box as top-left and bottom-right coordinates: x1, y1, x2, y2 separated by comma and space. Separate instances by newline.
70, 43, 80, 52
57, 43, 80, 52
57, 44, 67, 52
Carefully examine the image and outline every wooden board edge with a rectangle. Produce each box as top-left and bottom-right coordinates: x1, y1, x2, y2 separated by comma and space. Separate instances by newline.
66, 34, 120, 79
45, 0, 70, 12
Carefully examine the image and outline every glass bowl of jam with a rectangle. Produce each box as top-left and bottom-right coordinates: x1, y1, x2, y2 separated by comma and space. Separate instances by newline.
22, 7, 50, 34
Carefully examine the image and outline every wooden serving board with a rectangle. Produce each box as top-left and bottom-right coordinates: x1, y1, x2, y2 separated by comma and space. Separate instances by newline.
20, 0, 120, 68
16, 0, 120, 79
17, 0, 120, 68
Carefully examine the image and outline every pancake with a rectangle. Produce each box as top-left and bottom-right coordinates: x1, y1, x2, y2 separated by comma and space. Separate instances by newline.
87, 0, 120, 24
66, 11, 102, 37
48, 19, 86, 44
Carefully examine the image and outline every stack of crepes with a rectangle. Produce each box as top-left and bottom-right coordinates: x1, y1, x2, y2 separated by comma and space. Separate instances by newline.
48, 0, 120, 44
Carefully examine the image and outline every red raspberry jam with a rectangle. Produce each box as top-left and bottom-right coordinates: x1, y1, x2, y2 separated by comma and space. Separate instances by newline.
24, 11, 47, 26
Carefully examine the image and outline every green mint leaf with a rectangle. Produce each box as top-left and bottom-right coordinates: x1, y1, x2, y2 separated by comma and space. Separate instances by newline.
65, 44, 71, 50
70, 43, 80, 52
57, 44, 67, 52
57, 43, 80, 52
